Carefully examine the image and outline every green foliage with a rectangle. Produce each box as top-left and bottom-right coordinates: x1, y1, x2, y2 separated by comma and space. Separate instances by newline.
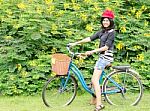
0, 0, 149, 95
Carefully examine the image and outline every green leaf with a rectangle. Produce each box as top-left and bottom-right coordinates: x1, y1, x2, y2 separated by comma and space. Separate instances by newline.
31, 33, 41, 40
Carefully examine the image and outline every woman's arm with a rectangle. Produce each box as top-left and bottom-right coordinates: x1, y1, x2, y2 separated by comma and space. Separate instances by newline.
85, 45, 109, 55
85, 31, 115, 55
69, 37, 91, 47
69, 31, 101, 47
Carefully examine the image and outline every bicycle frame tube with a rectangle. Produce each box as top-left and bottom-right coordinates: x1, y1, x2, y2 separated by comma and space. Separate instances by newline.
102, 72, 124, 94
69, 62, 94, 95
99, 71, 105, 84
64, 61, 123, 95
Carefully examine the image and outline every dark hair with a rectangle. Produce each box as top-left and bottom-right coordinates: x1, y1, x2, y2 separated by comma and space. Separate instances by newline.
100, 17, 115, 31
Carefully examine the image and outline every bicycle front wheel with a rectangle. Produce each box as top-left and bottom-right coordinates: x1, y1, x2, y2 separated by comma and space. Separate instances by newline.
42, 75, 78, 107
103, 70, 143, 106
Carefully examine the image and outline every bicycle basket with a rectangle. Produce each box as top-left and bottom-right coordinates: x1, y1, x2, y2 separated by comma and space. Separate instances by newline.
51, 53, 71, 75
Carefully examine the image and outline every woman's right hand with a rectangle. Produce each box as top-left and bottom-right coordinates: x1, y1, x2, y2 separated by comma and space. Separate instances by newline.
77, 53, 87, 59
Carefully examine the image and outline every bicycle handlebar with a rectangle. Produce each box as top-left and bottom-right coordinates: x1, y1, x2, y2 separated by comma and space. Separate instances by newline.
66, 44, 74, 55
66, 44, 86, 58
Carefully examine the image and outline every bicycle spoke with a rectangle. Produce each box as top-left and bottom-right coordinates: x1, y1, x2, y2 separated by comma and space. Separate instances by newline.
103, 71, 143, 106
42, 75, 77, 107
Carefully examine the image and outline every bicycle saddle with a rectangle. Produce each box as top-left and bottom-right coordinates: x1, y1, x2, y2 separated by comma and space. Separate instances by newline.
112, 65, 130, 71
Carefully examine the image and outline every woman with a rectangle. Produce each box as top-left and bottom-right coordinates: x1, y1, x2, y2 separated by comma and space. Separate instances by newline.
69, 10, 115, 111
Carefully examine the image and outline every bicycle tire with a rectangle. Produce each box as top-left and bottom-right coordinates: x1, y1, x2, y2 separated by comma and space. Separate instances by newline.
42, 75, 78, 107
102, 70, 143, 106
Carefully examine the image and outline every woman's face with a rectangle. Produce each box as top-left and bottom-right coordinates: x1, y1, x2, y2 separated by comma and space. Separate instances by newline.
102, 18, 110, 28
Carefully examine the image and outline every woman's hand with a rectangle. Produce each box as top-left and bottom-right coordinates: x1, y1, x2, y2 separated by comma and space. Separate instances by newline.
85, 50, 95, 56
68, 37, 91, 47
68, 43, 77, 47
77, 53, 87, 59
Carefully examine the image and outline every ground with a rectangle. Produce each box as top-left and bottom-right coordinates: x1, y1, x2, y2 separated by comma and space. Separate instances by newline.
0, 91, 150, 111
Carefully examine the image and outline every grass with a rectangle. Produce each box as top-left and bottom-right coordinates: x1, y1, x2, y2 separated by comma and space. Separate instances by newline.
0, 91, 150, 111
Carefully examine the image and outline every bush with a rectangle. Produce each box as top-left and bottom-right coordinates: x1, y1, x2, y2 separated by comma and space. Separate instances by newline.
0, 0, 149, 95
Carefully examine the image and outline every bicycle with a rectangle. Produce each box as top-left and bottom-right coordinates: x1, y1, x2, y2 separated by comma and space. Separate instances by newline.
42, 45, 143, 107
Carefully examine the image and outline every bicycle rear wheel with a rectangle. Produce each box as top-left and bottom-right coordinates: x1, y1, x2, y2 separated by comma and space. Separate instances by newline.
42, 75, 78, 107
103, 70, 143, 106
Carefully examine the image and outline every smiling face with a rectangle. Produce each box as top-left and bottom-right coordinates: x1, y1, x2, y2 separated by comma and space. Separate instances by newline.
102, 18, 110, 28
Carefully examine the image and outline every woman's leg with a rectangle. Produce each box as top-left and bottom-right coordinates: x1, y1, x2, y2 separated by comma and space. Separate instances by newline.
92, 69, 103, 106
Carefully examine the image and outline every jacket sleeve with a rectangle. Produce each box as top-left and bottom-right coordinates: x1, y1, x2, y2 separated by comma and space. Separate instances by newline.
90, 31, 102, 41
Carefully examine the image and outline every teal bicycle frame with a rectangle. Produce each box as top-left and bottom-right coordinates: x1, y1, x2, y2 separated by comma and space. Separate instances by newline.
63, 60, 124, 97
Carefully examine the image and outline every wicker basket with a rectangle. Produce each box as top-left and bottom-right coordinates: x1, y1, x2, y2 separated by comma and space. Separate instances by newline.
51, 53, 71, 75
